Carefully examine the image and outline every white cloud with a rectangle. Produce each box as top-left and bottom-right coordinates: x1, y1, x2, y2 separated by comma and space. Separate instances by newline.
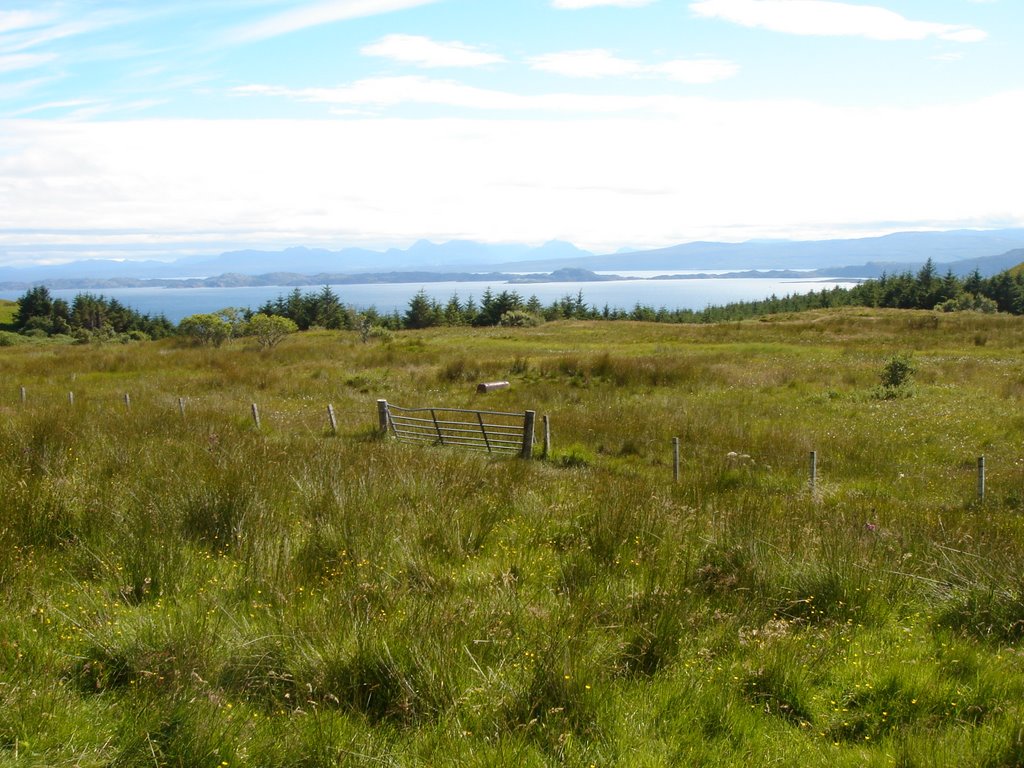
528, 49, 738, 83
0, 7, 149, 59
237, 76, 713, 113
3, 90, 1021, 252
552, 0, 658, 8
0, 75, 59, 101
225, 0, 442, 44
653, 59, 739, 83
10, 98, 96, 116
0, 9, 56, 36
0, 52, 56, 72
529, 50, 644, 78
361, 34, 505, 68
690, 0, 987, 43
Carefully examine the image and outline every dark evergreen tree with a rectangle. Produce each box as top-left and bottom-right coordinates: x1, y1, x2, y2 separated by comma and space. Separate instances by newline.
13, 286, 54, 331
444, 294, 465, 326
314, 285, 345, 329
404, 289, 441, 329
71, 294, 107, 331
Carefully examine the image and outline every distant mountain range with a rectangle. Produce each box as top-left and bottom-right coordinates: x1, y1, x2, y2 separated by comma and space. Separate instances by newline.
0, 239, 595, 284
0, 268, 632, 291
502, 229, 1024, 273
1, 229, 1023, 290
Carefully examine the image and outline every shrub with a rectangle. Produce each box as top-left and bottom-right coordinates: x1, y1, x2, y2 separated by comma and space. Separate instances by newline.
875, 353, 915, 398
553, 443, 594, 468
178, 313, 232, 346
498, 310, 543, 328
937, 293, 998, 313
360, 323, 393, 344
439, 356, 481, 382
246, 313, 298, 349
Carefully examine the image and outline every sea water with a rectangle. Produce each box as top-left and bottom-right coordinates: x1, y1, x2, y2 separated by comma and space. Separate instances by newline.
0, 273, 862, 324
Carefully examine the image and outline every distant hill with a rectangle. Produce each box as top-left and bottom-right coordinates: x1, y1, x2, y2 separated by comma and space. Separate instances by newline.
0, 240, 594, 283
999, 251, 1024, 277
820, 248, 1024, 279
491, 229, 1024, 272
2, 229, 1024, 284
0, 269, 627, 292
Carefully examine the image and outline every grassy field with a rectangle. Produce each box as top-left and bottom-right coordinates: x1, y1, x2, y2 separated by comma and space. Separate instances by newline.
3, 308, 1024, 766
0, 299, 16, 329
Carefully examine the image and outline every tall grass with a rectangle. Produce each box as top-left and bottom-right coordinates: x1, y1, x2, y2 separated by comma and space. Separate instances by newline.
2, 308, 1024, 765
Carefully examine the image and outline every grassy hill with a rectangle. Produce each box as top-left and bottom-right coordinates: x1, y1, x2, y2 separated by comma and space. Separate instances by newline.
1005, 257, 1024, 277
0, 298, 16, 329
3, 310, 1024, 766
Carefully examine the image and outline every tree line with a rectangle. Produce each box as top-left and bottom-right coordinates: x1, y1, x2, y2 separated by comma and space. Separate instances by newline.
7, 286, 174, 341
7, 260, 1024, 345
244, 261, 1024, 329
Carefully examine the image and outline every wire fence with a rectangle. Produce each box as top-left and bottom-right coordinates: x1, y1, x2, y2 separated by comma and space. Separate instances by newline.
4, 386, 1011, 494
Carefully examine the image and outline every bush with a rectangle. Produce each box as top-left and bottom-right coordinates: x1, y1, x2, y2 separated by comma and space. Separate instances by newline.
879, 353, 914, 391
498, 310, 543, 328
937, 293, 998, 313
245, 313, 298, 349
0, 331, 27, 346
362, 325, 393, 344
553, 443, 595, 468
178, 313, 232, 346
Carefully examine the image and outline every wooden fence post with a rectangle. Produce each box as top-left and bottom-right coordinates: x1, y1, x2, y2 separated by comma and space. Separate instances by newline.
20, 386, 26, 405
327, 404, 338, 434
68, 391, 74, 406
251, 402, 261, 430
178, 397, 186, 418
977, 455, 986, 500
521, 410, 536, 459
673, 437, 680, 483
543, 415, 551, 459
809, 451, 817, 493
124, 393, 131, 410
377, 399, 389, 433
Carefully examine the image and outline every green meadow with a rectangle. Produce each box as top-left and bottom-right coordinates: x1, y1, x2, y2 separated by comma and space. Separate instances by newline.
3, 308, 1024, 766
0, 300, 17, 328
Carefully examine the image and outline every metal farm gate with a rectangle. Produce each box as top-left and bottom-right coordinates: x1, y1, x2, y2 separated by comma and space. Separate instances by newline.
377, 400, 536, 458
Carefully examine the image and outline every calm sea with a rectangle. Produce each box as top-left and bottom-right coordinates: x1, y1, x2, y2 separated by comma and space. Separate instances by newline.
0, 272, 862, 324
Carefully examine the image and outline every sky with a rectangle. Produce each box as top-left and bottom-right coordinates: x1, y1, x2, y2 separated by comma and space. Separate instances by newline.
0, 0, 1022, 265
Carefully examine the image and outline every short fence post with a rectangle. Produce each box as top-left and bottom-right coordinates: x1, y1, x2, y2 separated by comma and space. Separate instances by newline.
68, 391, 74, 406
251, 403, 261, 430
20, 386, 26, 405
542, 415, 551, 459
978, 456, 986, 500
327, 404, 338, 434
377, 399, 389, 433
673, 437, 680, 483
124, 393, 131, 410
178, 397, 186, 418
809, 451, 817, 493
521, 410, 536, 459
